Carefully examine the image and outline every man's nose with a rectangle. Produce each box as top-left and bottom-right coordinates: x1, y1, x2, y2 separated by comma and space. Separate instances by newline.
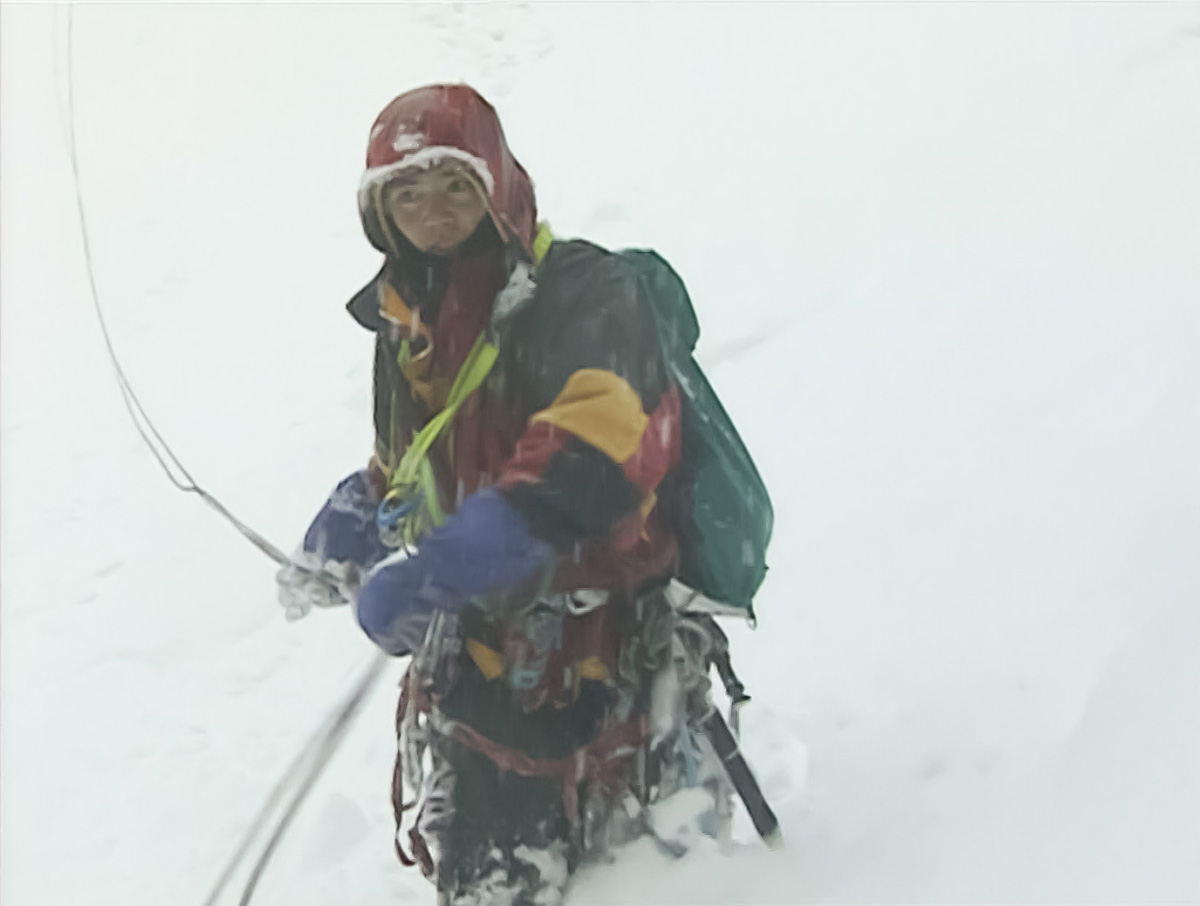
421, 195, 454, 226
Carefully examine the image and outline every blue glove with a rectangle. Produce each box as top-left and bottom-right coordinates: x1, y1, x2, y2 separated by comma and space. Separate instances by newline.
302, 470, 388, 567
355, 489, 553, 655
276, 470, 389, 620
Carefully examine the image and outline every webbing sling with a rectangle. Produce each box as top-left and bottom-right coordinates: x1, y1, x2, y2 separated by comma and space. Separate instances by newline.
377, 223, 554, 549
378, 332, 498, 547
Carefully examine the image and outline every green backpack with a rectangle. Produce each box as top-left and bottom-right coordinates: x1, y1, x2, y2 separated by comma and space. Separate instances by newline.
620, 250, 773, 619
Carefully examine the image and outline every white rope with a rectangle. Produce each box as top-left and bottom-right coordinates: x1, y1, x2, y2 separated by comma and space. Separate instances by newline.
200, 652, 390, 906
60, 9, 382, 906
63, 5, 300, 569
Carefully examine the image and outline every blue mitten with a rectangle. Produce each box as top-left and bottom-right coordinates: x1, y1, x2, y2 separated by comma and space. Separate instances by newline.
355, 489, 552, 654
277, 470, 389, 620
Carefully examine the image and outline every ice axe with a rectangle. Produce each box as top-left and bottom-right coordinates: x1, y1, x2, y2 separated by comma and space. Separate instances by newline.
694, 615, 782, 848
702, 702, 782, 849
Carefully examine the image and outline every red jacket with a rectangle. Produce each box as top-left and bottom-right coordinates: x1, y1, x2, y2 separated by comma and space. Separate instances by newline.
350, 85, 683, 603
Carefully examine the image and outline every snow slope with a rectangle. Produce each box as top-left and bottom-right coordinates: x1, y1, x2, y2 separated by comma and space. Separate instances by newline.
2, 4, 1198, 904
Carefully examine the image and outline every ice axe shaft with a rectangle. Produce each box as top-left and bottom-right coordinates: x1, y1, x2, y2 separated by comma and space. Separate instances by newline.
701, 709, 782, 848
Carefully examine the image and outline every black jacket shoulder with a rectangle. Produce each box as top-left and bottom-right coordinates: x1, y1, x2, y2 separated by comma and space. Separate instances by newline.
505, 239, 670, 413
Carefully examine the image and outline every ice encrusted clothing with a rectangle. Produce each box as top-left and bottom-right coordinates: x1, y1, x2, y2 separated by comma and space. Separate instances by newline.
344, 84, 684, 653
286, 84, 708, 905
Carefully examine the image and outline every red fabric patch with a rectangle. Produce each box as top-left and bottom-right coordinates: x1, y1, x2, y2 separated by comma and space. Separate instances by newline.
622, 387, 683, 495
495, 420, 567, 491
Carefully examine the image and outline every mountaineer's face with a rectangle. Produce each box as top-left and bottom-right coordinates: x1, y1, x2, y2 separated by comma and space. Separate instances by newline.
382, 161, 489, 255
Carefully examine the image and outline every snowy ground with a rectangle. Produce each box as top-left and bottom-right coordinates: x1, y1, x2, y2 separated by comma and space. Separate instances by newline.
2, 4, 1198, 904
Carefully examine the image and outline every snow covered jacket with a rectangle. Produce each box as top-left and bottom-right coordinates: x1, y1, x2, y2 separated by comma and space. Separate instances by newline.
344, 85, 683, 680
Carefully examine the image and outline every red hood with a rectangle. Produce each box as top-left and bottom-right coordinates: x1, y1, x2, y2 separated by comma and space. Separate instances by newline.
359, 84, 537, 258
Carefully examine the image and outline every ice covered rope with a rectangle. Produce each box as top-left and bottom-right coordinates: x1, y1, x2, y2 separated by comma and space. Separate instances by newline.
275, 469, 390, 620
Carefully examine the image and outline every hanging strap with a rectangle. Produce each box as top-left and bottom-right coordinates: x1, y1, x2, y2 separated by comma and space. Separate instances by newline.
391, 220, 555, 495
379, 225, 554, 545
380, 332, 498, 540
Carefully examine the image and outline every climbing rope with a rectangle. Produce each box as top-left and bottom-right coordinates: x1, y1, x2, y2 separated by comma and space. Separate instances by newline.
61, 8, 385, 904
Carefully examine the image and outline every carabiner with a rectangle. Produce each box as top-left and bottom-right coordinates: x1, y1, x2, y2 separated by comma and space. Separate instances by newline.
377, 487, 424, 548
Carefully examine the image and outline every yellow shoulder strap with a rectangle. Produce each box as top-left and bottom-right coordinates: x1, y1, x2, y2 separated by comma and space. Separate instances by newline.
533, 221, 554, 265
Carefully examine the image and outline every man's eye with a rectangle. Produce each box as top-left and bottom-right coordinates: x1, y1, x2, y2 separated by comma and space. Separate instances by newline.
393, 188, 419, 205
447, 178, 471, 194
